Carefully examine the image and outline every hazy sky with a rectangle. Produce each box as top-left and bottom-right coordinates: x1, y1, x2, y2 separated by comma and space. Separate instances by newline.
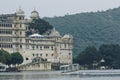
0, 0, 120, 18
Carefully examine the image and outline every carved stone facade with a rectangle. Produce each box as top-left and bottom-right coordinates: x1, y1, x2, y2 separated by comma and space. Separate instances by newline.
0, 8, 73, 65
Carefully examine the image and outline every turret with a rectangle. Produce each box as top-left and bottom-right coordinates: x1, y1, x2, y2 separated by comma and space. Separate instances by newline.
15, 8, 25, 20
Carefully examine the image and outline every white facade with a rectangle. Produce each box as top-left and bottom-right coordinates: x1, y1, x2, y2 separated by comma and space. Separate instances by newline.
0, 8, 73, 65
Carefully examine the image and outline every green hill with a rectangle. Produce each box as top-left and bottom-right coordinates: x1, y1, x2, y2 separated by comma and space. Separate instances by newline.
44, 7, 120, 56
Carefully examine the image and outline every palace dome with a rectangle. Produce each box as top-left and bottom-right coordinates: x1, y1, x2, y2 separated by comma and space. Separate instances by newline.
50, 28, 60, 36
63, 34, 72, 38
31, 9, 39, 19
29, 33, 44, 38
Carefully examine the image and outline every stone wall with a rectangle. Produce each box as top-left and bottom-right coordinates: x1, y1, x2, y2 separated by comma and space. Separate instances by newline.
19, 62, 51, 71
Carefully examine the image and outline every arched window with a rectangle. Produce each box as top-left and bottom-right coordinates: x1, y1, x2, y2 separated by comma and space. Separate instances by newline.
33, 54, 34, 57
40, 54, 42, 56
20, 31, 22, 35
20, 24, 22, 27
20, 45, 22, 48
26, 57, 29, 60
51, 54, 54, 56
46, 54, 48, 57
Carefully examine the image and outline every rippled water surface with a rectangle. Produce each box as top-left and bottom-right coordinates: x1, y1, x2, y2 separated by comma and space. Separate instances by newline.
0, 70, 120, 80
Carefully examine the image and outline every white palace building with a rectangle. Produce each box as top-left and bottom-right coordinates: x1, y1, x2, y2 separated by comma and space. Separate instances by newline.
0, 8, 73, 65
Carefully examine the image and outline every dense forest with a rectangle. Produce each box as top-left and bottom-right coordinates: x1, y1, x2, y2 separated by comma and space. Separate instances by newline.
73, 44, 120, 69
44, 7, 120, 56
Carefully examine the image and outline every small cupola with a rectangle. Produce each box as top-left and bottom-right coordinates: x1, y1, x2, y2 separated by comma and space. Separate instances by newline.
16, 7, 24, 16
30, 8, 39, 19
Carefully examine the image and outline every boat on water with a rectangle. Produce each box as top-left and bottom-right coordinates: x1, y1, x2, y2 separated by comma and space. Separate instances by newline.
0, 63, 6, 72
60, 64, 79, 73
65, 69, 120, 76
0, 63, 20, 72
60, 64, 120, 76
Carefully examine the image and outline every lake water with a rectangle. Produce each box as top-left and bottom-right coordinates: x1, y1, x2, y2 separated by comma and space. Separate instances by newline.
0, 70, 120, 80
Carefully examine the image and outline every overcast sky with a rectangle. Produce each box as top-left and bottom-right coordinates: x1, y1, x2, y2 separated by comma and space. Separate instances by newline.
0, 0, 120, 18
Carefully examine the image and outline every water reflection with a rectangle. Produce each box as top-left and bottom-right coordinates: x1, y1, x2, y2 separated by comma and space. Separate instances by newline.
0, 71, 120, 80
23, 72, 60, 79
0, 74, 23, 80
0, 71, 62, 80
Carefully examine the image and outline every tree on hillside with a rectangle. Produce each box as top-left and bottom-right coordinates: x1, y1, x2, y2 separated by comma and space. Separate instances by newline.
99, 44, 120, 68
27, 18, 53, 35
74, 46, 101, 65
11, 52, 23, 65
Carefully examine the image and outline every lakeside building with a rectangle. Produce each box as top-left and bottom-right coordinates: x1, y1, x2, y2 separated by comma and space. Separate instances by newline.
0, 8, 73, 65
19, 57, 52, 71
